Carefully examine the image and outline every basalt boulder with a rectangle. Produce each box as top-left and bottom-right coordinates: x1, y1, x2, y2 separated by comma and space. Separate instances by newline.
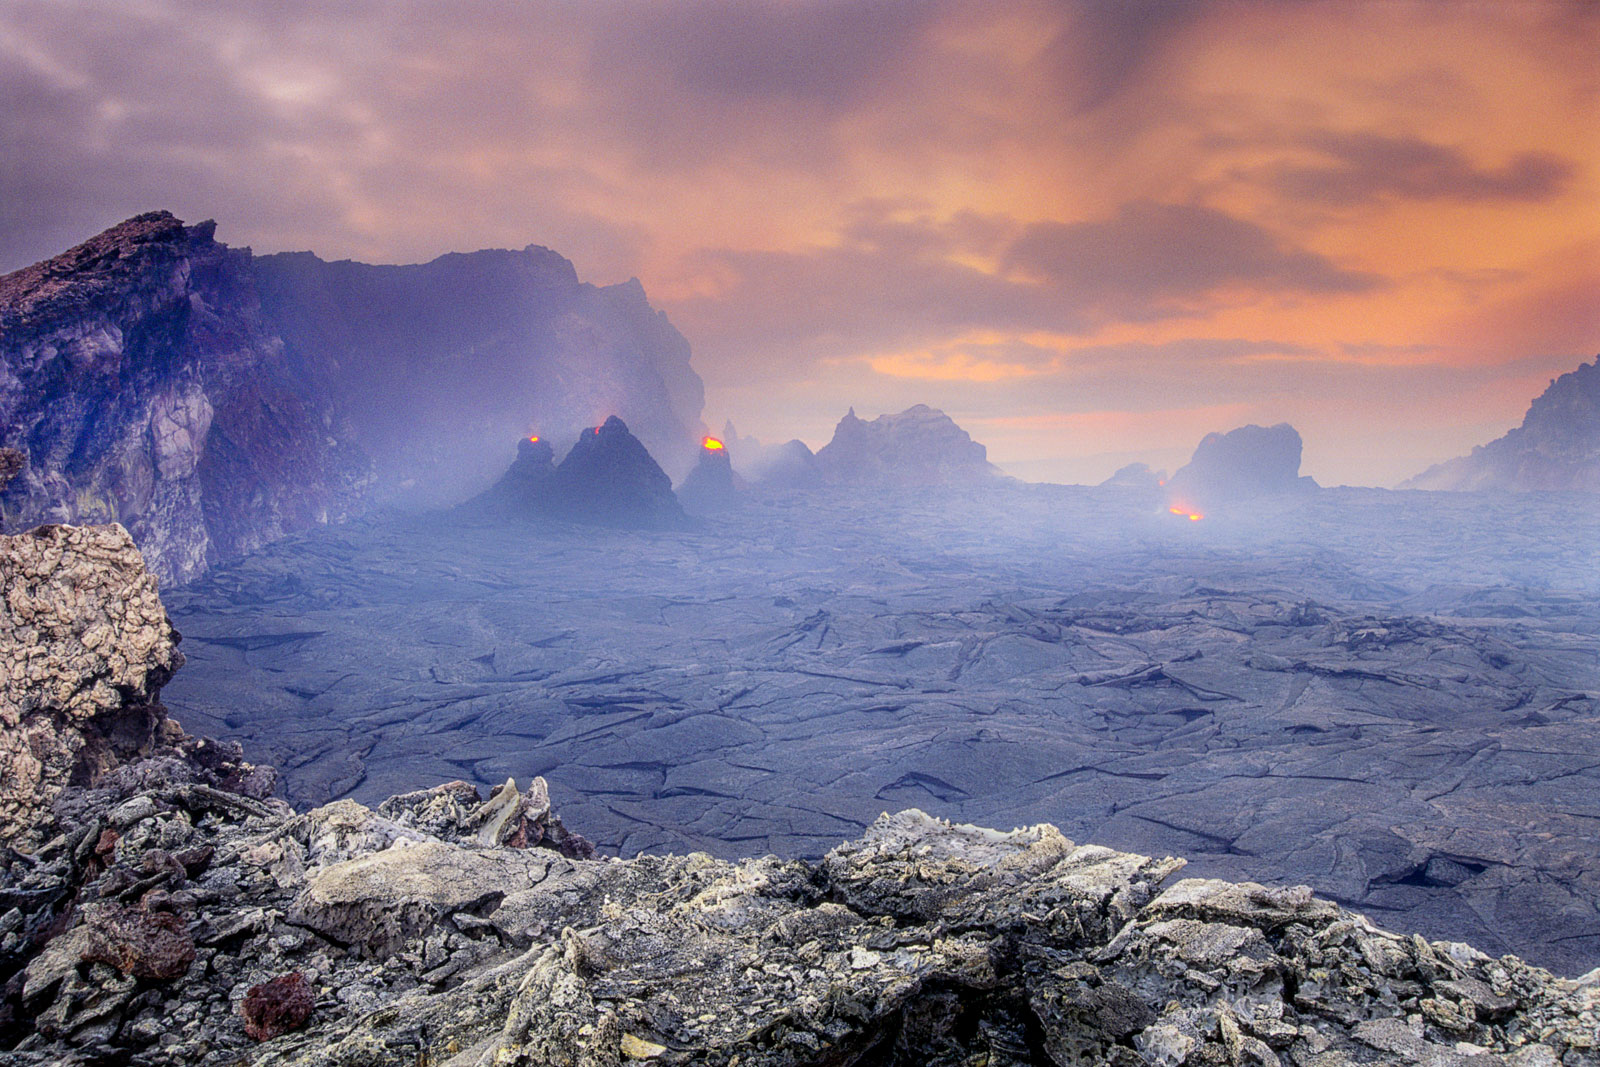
0, 523, 182, 840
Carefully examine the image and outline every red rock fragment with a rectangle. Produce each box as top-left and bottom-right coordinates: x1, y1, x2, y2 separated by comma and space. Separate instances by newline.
241, 971, 314, 1041
79, 902, 195, 980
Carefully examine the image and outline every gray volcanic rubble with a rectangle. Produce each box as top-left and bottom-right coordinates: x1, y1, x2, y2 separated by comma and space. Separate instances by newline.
0, 212, 704, 584
1404, 359, 1600, 493
2, 524, 1597, 1065
159, 482, 1600, 976
815, 405, 1003, 485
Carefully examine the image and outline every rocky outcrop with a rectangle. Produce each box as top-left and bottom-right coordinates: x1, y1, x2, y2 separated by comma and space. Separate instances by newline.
815, 405, 1002, 486
1165, 423, 1317, 513
0, 212, 705, 584
1, 523, 1596, 1065
1402, 359, 1600, 492
0, 523, 182, 839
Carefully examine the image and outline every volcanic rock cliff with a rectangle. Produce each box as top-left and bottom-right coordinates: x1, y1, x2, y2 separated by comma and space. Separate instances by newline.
0, 213, 367, 585
1402, 359, 1600, 492
815, 405, 1002, 486
2, 524, 1596, 1067
0, 213, 704, 584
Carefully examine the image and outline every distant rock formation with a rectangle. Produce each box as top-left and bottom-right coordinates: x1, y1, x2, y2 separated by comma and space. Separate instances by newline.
2, 525, 1596, 1065
0, 212, 704, 583
1165, 423, 1317, 512
539, 416, 687, 529
754, 438, 822, 489
720, 422, 820, 488
1401, 358, 1600, 492
815, 405, 1002, 486
252, 245, 704, 502
1100, 461, 1167, 490
472, 435, 556, 514
677, 436, 743, 513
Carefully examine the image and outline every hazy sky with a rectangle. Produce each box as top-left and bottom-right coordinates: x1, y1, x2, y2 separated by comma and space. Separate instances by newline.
3, 0, 1596, 485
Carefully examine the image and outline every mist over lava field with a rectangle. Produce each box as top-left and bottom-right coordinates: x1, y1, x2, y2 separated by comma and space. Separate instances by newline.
159, 478, 1600, 974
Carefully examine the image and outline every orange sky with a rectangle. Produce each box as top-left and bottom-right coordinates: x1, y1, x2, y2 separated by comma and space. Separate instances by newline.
2, 0, 1596, 485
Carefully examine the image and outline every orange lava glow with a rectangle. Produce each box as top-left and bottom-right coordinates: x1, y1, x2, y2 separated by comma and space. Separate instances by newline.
701, 436, 725, 451
528, 435, 540, 443
1169, 505, 1204, 522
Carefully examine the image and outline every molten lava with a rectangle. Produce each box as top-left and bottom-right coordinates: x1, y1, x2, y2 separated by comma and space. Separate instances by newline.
528, 435, 540, 443
1169, 505, 1204, 522
702, 436, 725, 451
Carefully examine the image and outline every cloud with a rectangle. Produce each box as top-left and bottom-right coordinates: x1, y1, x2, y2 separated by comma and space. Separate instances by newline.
1003, 202, 1383, 316
1270, 132, 1576, 206
670, 200, 1383, 381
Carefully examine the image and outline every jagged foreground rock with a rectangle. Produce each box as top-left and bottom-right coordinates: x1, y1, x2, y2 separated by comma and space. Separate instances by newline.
2, 524, 1596, 1066
6, 776, 1597, 1066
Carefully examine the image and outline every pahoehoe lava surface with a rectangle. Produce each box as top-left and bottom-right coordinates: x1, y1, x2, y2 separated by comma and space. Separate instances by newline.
160, 483, 1600, 974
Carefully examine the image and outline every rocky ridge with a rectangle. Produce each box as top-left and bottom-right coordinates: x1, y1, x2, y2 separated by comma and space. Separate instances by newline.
1, 523, 1596, 1066
1403, 360, 1600, 493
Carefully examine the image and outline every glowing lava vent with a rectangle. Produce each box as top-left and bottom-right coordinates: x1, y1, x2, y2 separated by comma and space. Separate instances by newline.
1168, 504, 1204, 522
701, 436, 725, 451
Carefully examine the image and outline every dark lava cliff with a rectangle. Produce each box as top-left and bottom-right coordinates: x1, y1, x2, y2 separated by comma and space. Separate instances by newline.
0, 213, 704, 584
